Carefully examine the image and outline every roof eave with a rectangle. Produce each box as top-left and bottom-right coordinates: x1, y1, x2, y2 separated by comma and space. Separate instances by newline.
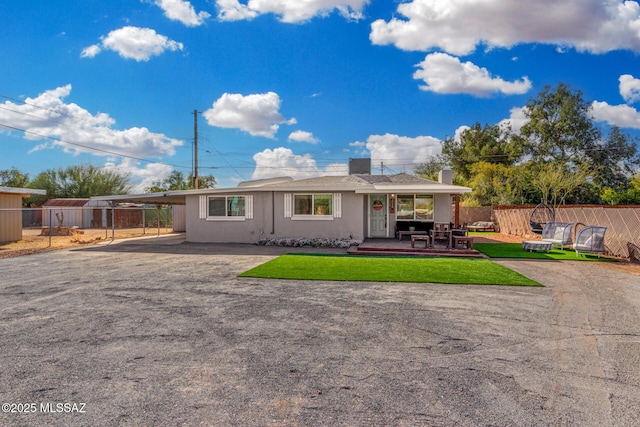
0, 187, 47, 197
357, 184, 472, 194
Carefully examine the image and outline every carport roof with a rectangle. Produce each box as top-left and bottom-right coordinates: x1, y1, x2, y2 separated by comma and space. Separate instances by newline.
91, 192, 189, 205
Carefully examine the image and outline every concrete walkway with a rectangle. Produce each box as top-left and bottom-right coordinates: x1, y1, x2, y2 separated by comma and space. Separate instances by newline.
1, 236, 639, 426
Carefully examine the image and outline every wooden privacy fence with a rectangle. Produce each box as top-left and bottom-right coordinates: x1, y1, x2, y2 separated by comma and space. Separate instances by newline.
493, 205, 640, 260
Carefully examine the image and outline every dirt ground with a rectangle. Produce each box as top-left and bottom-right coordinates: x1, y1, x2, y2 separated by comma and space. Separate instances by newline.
1, 235, 639, 426
0, 227, 175, 259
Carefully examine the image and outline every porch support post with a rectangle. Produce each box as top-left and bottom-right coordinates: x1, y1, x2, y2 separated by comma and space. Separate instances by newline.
454, 194, 460, 228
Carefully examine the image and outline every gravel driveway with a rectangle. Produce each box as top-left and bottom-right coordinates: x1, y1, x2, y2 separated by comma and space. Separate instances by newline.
1, 235, 639, 426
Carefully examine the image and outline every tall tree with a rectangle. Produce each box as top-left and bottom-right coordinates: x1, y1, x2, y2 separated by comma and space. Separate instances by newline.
530, 162, 590, 208
519, 83, 601, 166
520, 83, 639, 203
440, 122, 521, 181
145, 170, 216, 192
0, 167, 30, 188
466, 162, 521, 206
414, 155, 448, 181
586, 126, 640, 190
28, 164, 131, 205
600, 170, 640, 204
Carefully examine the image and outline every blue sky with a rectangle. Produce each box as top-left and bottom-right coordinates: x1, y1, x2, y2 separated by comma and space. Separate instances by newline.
3, 0, 640, 191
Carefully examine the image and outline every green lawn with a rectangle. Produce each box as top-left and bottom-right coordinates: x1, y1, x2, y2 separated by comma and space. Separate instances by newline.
474, 243, 612, 261
239, 254, 542, 286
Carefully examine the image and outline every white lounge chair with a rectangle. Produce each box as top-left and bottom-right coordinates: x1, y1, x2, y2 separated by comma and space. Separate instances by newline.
573, 226, 607, 257
541, 222, 573, 249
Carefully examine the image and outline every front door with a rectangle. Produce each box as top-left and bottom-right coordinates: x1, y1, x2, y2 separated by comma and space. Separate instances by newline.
369, 195, 387, 237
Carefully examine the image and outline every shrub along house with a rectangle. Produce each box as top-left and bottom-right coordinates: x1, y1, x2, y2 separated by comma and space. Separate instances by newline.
93, 162, 471, 244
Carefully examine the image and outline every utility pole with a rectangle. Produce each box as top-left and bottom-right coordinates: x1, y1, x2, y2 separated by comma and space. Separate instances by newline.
193, 109, 199, 189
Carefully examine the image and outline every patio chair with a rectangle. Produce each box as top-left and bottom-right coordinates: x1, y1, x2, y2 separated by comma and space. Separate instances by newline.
541, 222, 573, 249
430, 222, 451, 247
573, 226, 607, 257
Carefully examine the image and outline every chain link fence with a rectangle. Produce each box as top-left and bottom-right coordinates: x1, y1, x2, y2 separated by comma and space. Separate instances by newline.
1, 207, 178, 253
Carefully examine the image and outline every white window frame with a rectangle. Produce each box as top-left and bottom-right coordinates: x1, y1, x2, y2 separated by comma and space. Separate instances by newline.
286, 193, 341, 220
199, 195, 253, 221
395, 194, 434, 221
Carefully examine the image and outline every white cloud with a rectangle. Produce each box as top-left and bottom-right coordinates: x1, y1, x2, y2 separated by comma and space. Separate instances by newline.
0, 85, 183, 158
370, 0, 640, 55
202, 92, 296, 138
252, 147, 346, 180
364, 133, 442, 171
216, 0, 369, 23
591, 100, 640, 129
82, 26, 184, 61
453, 125, 470, 142
80, 44, 101, 58
496, 100, 640, 135
413, 53, 531, 97
288, 130, 319, 144
216, 0, 259, 20
498, 106, 529, 134
155, 0, 211, 26
104, 158, 174, 193
619, 74, 640, 104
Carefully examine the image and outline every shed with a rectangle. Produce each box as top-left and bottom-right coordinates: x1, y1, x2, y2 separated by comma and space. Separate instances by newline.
42, 199, 110, 228
0, 186, 47, 242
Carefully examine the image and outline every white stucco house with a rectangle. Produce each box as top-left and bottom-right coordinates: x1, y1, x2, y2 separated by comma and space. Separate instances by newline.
93, 169, 471, 243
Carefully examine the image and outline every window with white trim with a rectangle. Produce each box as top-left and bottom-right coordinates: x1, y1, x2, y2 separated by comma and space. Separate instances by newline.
294, 193, 332, 216
285, 193, 341, 219
199, 195, 252, 220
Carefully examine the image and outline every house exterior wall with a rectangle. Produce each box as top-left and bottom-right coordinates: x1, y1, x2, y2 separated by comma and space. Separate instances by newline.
433, 194, 453, 223
0, 193, 23, 242
185, 191, 366, 243
172, 205, 187, 232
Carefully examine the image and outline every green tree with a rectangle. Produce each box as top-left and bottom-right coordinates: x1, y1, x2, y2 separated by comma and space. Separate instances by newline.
530, 162, 590, 208
0, 167, 30, 188
27, 164, 131, 205
440, 122, 521, 181
466, 162, 521, 206
145, 170, 215, 192
191, 173, 216, 190
519, 83, 639, 202
586, 126, 640, 190
414, 155, 448, 181
600, 171, 640, 204
520, 83, 600, 165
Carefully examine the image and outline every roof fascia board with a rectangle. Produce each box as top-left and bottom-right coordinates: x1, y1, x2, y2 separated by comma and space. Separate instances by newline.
0, 187, 47, 196
356, 184, 472, 194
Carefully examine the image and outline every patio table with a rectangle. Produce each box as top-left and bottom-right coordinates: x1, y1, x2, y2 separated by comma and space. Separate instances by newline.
522, 240, 552, 252
410, 235, 430, 248
398, 230, 428, 241
452, 235, 474, 250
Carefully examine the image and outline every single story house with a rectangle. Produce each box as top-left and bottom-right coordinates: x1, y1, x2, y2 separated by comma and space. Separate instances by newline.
0, 186, 47, 242
92, 169, 471, 243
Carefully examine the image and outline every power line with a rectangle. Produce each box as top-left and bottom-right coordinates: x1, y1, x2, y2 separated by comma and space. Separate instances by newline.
0, 122, 196, 171
0, 94, 192, 142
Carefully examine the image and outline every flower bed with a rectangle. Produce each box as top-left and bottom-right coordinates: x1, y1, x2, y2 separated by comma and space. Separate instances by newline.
256, 237, 361, 248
